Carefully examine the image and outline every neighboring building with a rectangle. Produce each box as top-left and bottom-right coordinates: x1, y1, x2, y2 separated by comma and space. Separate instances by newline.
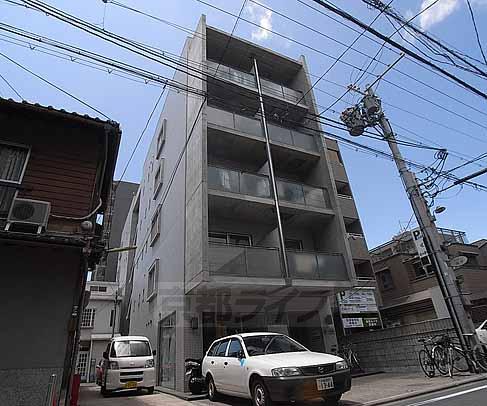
370, 227, 487, 327
118, 187, 140, 335
118, 16, 374, 392
0, 98, 120, 405
77, 281, 121, 383
92, 180, 139, 282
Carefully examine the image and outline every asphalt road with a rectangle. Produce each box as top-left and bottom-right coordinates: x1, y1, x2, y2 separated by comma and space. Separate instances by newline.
382, 381, 487, 406
80, 380, 487, 406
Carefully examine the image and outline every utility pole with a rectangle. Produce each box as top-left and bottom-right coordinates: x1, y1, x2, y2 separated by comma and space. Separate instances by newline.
340, 88, 479, 353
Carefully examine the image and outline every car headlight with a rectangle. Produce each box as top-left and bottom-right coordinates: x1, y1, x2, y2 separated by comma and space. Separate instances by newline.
108, 361, 119, 370
145, 359, 154, 368
271, 367, 301, 377
336, 361, 349, 370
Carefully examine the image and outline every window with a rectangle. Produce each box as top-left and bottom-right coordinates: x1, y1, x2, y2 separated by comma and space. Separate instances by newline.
227, 338, 244, 358
285, 239, 303, 250
207, 341, 221, 356
412, 261, 435, 280
216, 339, 230, 356
110, 340, 151, 357
150, 206, 161, 246
0, 142, 30, 218
90, 286, 107, 292
156, 119, 167, 158
377, 269, 394, 290
208, 231, 251, 246
242, 335, 306, 356
147, 259, 159, 301
153, 159, 164, 198
80, 308, 95, 328
464, 253, 479, 267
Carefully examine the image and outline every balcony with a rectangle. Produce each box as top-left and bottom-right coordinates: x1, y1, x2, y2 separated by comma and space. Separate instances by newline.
338, 194, 359, 220
330, 162, 349, 184
209, 243, 283, 278
206, 60, 308, 122
209, 243, 349, 283
347, 233, 370, 260
208, 166, 331, 210
287, 250, 349, 281
207, 106, 318, 153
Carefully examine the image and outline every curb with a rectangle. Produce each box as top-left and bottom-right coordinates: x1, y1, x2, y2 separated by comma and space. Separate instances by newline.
363, 374, 487, 405
154, 386, 207, 401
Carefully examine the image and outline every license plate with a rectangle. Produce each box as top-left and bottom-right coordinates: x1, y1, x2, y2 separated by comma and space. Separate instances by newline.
316, 377, 334, 391
124, 381, 137, 389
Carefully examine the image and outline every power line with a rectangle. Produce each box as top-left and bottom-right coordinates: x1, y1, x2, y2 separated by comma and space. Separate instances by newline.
0, 70, 22, 98
0, 50, 111, 119
465, 0, 487, 66
306, 0, 487, 101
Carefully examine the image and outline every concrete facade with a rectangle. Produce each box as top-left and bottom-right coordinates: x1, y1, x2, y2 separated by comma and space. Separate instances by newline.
118, 16, 376, 392
77, 281, 121, 382
371, 228, 487, 326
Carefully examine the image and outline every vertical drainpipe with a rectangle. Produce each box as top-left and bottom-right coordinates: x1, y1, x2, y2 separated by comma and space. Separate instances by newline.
252, 57, 290, 282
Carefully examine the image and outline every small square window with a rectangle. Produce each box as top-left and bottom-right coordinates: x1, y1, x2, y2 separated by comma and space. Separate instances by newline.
156, 119, 167, 158
153, 159, 164, 198
80, 308, 95, 328
147, 259, 159, 301
150, 206, 161, 246
378, 269, 394, 290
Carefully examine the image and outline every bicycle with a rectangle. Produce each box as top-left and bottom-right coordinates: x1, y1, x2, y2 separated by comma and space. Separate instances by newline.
434, 334, 487, 377
418, 335, 446, 378
338, 343, 363, 373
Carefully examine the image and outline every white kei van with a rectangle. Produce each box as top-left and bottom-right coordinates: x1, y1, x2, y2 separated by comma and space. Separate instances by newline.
99, 336, 156, 396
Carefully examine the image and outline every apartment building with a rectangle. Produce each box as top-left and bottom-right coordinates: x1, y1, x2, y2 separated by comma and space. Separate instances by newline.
371, 227, 487, 327
77, 281, 121, 383
92, 180, 139, 282
119, 16, 373, 391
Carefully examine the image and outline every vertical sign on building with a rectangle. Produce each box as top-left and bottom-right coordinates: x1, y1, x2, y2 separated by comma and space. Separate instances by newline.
411, 228, 431, 267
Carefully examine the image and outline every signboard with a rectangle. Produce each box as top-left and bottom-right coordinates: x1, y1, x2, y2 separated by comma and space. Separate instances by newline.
338, 288, 378, 314
411, 228, 431, 266
342, 318, 364, 328
363, 317, 380, 328
340, 303, 378, 314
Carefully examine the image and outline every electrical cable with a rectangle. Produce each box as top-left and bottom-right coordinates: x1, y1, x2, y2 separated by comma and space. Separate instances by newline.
0, 50, 111, 119
466, 0, 487, 66
0, 70, 22, 99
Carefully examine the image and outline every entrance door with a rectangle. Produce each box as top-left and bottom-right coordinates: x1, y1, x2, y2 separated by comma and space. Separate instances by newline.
76, 351, 89, 382
158, 313, 176, 389
288, 311, 325, 352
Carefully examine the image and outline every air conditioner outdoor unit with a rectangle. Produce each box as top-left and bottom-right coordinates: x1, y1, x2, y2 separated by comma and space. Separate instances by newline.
5, 198, 51, 234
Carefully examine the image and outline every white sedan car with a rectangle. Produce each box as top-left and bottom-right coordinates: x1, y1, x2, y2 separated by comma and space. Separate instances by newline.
476, 320, 487, 345
202, 332, 351, 406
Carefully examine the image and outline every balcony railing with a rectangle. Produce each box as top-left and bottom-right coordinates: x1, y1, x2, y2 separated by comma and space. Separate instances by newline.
207, 106, 318, 152
209, 243, 349, 282
208, 166, 330, 209
287, 250, 349, 281
207, 60, 306, 105
209, 243, 283, 278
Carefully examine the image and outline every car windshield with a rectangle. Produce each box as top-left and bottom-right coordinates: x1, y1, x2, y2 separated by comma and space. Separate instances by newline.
242, 335, 307, 356
110, 340, 151, 358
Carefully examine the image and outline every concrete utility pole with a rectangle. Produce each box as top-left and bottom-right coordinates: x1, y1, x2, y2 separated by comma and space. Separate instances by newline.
340, 88, 479, 353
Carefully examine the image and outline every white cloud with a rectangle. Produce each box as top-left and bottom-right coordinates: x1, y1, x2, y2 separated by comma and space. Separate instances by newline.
419, 0, 460, 30
245, 3, 273, 42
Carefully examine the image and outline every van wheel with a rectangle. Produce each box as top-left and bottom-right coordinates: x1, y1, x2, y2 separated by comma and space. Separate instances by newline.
101, 384, 110, 397
207, 376, 219, 401
147, 386, 154, 395
323, 394, 342, 405
252, 378, 272, 406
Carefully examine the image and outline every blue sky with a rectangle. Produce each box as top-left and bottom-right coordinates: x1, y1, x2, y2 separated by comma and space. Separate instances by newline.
1, 0, 486, 247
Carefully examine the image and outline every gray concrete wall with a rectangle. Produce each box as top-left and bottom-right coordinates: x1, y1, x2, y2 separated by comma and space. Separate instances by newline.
0, 242, 83, 406
344, 318, 455, 373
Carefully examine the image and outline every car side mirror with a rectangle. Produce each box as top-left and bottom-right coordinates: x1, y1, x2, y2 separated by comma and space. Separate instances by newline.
152, 349, 156, 356
102, 351, 108, 359
238, 350, 245, 359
